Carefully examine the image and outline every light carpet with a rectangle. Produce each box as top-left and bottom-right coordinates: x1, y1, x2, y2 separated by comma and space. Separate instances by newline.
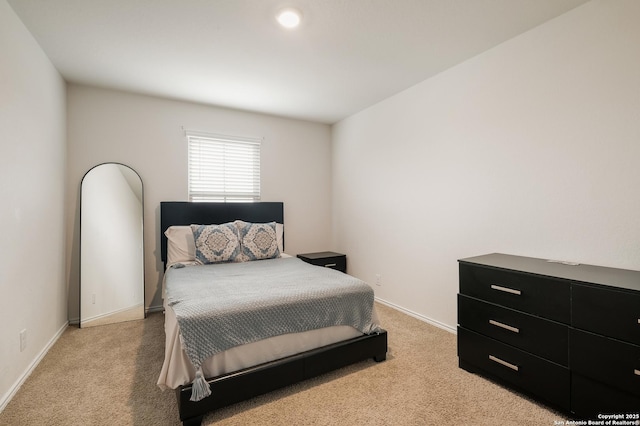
0, 303, 565, 425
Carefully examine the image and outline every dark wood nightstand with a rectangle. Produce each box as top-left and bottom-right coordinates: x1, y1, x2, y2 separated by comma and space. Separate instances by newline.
297, 251, 347, 273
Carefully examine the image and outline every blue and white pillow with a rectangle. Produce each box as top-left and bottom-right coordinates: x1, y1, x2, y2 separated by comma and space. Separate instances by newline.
236, 221, 280, 261
190, 223, 240, 264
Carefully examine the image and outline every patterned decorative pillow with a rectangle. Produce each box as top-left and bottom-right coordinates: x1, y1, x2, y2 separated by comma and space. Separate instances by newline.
236, 221, 280, 261
190, 223, 241, 264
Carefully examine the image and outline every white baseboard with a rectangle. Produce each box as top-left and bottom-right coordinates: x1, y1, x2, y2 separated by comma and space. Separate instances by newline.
375, 297, 456, 334
0, 320, 69, 412
70, 304, 164, 324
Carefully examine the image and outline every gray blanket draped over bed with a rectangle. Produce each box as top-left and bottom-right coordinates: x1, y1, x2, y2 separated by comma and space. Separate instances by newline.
165, 256, 379, 401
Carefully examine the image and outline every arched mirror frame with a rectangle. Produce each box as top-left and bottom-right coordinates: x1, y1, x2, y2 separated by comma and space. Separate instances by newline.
80, 162, 145, 328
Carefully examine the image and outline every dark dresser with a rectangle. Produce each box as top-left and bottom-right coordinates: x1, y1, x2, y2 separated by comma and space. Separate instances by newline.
297, 251, 347, 273
457, 253, 640, 418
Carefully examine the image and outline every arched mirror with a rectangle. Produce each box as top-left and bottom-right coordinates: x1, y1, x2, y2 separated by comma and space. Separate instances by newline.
80, 163, 144, 328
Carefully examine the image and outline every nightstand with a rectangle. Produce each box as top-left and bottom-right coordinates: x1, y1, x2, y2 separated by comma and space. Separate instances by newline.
297, 251, 347, 273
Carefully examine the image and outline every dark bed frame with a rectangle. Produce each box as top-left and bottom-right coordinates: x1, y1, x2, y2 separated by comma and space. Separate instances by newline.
160, 202, 388, 426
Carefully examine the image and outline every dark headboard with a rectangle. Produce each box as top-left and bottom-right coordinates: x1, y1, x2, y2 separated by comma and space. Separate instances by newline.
160, 201, 284, 264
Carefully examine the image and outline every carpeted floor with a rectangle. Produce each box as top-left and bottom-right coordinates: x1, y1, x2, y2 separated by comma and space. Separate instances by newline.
0, 303, 565, 425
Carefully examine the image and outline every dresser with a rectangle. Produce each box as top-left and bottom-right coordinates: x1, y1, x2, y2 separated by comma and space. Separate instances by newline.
457, 253, 640, 418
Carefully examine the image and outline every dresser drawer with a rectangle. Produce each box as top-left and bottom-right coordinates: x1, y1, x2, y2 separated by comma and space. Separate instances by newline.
458, 327, 570, 411
570, 328, 640, 398
458, 295, 568, 365
571, 374, 640, 418
459, 263, 570, 323
572, 284, 640, 346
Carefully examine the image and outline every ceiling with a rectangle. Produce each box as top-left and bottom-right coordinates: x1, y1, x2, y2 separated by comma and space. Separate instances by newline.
8, 0, 589, 124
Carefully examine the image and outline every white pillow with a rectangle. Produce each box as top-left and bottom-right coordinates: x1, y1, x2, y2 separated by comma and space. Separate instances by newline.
276, 223, 284, 253
164, 226, 196, 265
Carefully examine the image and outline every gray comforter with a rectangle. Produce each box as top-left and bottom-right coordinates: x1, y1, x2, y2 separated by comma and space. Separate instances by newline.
165, 256, 378, 401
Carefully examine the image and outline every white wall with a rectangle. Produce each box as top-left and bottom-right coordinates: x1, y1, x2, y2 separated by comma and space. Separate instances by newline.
0, 0, 67, 409
332, 0, 640, 331
66, 85, 332, 319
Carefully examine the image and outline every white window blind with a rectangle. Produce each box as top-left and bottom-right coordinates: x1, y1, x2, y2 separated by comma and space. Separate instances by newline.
187, 131, 261, 202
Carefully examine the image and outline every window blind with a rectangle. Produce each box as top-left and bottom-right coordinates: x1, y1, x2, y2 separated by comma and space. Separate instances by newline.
187, 131, 261, 202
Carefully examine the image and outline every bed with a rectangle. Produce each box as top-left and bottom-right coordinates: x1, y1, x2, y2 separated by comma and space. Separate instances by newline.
157, 201, 388, 426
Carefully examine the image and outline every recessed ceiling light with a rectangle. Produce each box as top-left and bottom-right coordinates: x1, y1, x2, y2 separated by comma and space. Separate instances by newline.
276, 8, 302, 29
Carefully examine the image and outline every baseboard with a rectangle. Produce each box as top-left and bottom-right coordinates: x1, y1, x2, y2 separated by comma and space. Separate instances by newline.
70, 304, 164, 324
375, 297, 456, 334
146, 304, 164, 314
0, 320, 69, 412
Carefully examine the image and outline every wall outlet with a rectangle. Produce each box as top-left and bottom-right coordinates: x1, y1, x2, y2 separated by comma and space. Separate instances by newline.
375, 274, 382, 286
20, 329, 27, 352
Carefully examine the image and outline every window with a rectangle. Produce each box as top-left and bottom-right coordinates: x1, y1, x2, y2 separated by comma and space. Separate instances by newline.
186, 131, 261, 202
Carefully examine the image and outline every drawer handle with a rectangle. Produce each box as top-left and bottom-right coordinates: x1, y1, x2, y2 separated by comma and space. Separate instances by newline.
489, 355, 519, 372
635, 369, 640, 376
489, 319, 520, 334
490, 284, 522, 296
324, 263, 337, 267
